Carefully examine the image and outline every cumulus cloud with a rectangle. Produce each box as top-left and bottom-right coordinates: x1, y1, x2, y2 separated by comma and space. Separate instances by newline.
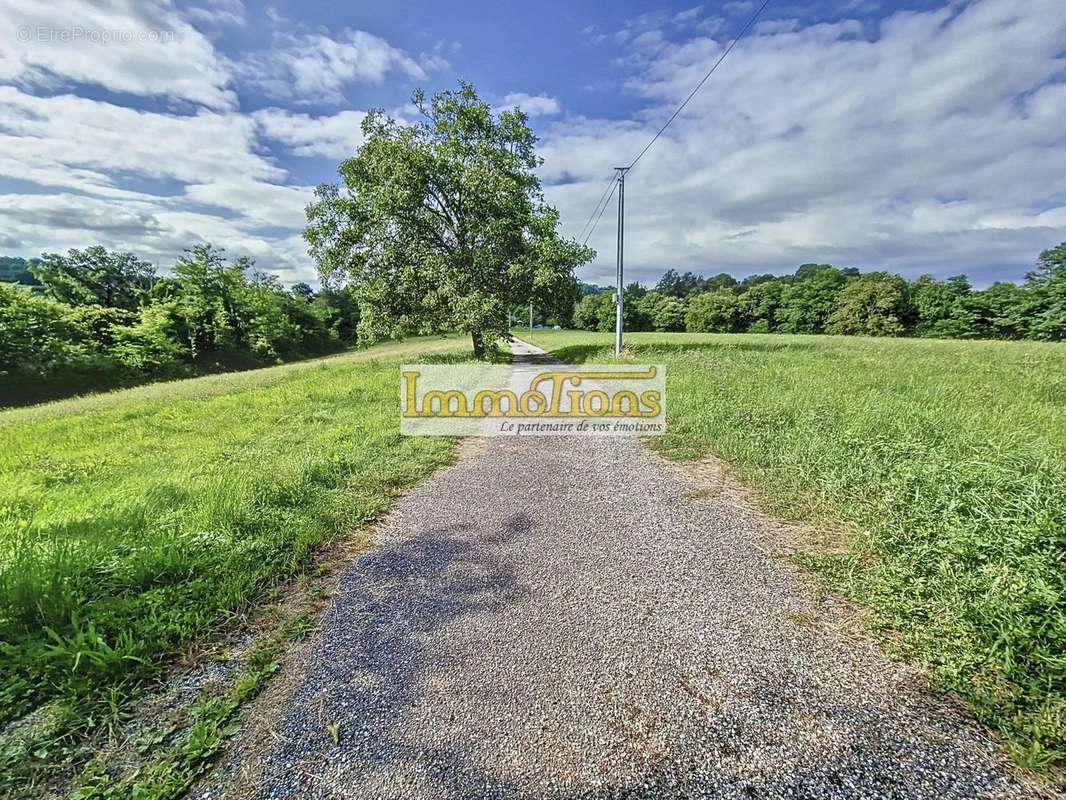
184, 0, 246, 28
674, 6, 706, 24
0, 190, 319, 281
612, 5, 719, 48
541, 0, 1066, 286
501, 92, 561, 117
0, 88, 282, 189
0, 5, 449, 281
0, 86, 318, 277
253, 108, 370, 159
0, 0, 235, 108
236, 29, 445, 103
0, 6, 441, 281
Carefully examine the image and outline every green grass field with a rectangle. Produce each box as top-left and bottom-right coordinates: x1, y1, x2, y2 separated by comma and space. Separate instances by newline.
4, 328, 1063, 787
0, 336, 465, 778
524, 329, 1065, 771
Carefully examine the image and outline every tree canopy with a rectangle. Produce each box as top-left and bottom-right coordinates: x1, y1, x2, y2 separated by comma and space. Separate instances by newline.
1, 245, 359, 404
572, 244, 1066, 341
31, 246, 155, 310
304, 82, 593, 357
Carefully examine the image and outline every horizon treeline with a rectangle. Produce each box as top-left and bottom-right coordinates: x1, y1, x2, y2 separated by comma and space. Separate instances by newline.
3, 240, 1066, 405
573, 242, 1066, 341
0, 245, 358, 403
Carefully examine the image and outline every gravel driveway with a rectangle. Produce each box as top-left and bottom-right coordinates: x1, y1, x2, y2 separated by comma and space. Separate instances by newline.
199, 341, 1030, 800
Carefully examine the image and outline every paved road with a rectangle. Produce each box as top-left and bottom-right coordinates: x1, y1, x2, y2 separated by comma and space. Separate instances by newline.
200, 341, 1029, 799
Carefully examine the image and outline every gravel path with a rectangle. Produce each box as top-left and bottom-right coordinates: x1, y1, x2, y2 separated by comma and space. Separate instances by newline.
201, 340, 1030, 800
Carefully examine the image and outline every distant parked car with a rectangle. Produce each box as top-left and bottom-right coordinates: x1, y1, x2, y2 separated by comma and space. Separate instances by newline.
553, 325, 561, 330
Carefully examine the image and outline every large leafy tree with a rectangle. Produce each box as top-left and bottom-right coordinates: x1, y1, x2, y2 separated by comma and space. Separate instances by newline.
31, 246, 155, 310
735, 280, 784, 332
686, 290, 740, 333
656, 269, 736, 297
0, 256, 41, 286
635, 291, 687, 332
968, 281, 1028, 339
171, 245, 237, 356
1022, 242, 1066, 341
0, 284, 79, 375
304, 82, 593, 357
775, 264, 850, 333
826, 271, 910, 336
911, 275, 978, 339
573, 292, 613, 332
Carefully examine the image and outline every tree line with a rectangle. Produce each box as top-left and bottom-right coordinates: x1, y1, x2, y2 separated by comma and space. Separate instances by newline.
572, 242, 1066, 341
0, 245, 359, 403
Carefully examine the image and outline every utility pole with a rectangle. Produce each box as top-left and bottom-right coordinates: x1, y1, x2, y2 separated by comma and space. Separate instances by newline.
614, 166, 629, 356
529, 302, 533, 333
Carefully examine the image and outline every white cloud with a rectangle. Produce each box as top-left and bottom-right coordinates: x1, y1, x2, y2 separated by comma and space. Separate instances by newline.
253, 108, 369, 159
612, 5, 717, 48
0, 0, 235, 108
501, 92, 561, 117
722, 1, 755, 15
0, 87, 318, 278
673, 6, 705, 24
0, 88, 283, 192
236, 29, 445, 104
0, 6, 444, 282
2, 0, 1064, 291
541, 0, 1066, 286
184, 0, 246, 28
0, 190, 318, 281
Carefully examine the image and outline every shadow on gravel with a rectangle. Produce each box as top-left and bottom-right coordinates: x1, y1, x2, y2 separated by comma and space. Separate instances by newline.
252, 513, 531, 798
244, 490, 1024, 799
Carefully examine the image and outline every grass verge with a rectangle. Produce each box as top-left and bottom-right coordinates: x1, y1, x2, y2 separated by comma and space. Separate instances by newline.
523, 329, 1065, 774
0, 335, 466, 796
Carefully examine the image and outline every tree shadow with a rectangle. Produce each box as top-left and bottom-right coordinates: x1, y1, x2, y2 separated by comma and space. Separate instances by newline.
252, 513, 531, 798
247, 511, 1023, 799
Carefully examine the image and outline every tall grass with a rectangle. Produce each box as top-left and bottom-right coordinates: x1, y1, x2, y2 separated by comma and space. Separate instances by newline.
0, 336, 463, 735
526, 330, 1066, 772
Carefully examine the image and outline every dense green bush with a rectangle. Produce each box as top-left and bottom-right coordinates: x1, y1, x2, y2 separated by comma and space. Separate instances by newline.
0, 284, 83, 373
686, 290, 740, 333
0, 245, 360, 403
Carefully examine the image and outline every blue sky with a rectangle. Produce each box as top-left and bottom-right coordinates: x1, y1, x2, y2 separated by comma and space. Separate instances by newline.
1, 0, 1064, 287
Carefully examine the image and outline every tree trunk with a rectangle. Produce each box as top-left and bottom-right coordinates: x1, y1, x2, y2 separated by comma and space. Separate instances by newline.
471, 330, 485, 359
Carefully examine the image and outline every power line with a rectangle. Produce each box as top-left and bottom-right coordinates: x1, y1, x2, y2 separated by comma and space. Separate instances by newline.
583, 177, 619, 246
626, 0, 773, 171
573, 0, 772, 253
577, 172, 619, 242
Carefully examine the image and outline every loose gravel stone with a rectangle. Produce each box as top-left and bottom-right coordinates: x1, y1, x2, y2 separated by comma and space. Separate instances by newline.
200, 341, 1031, 800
